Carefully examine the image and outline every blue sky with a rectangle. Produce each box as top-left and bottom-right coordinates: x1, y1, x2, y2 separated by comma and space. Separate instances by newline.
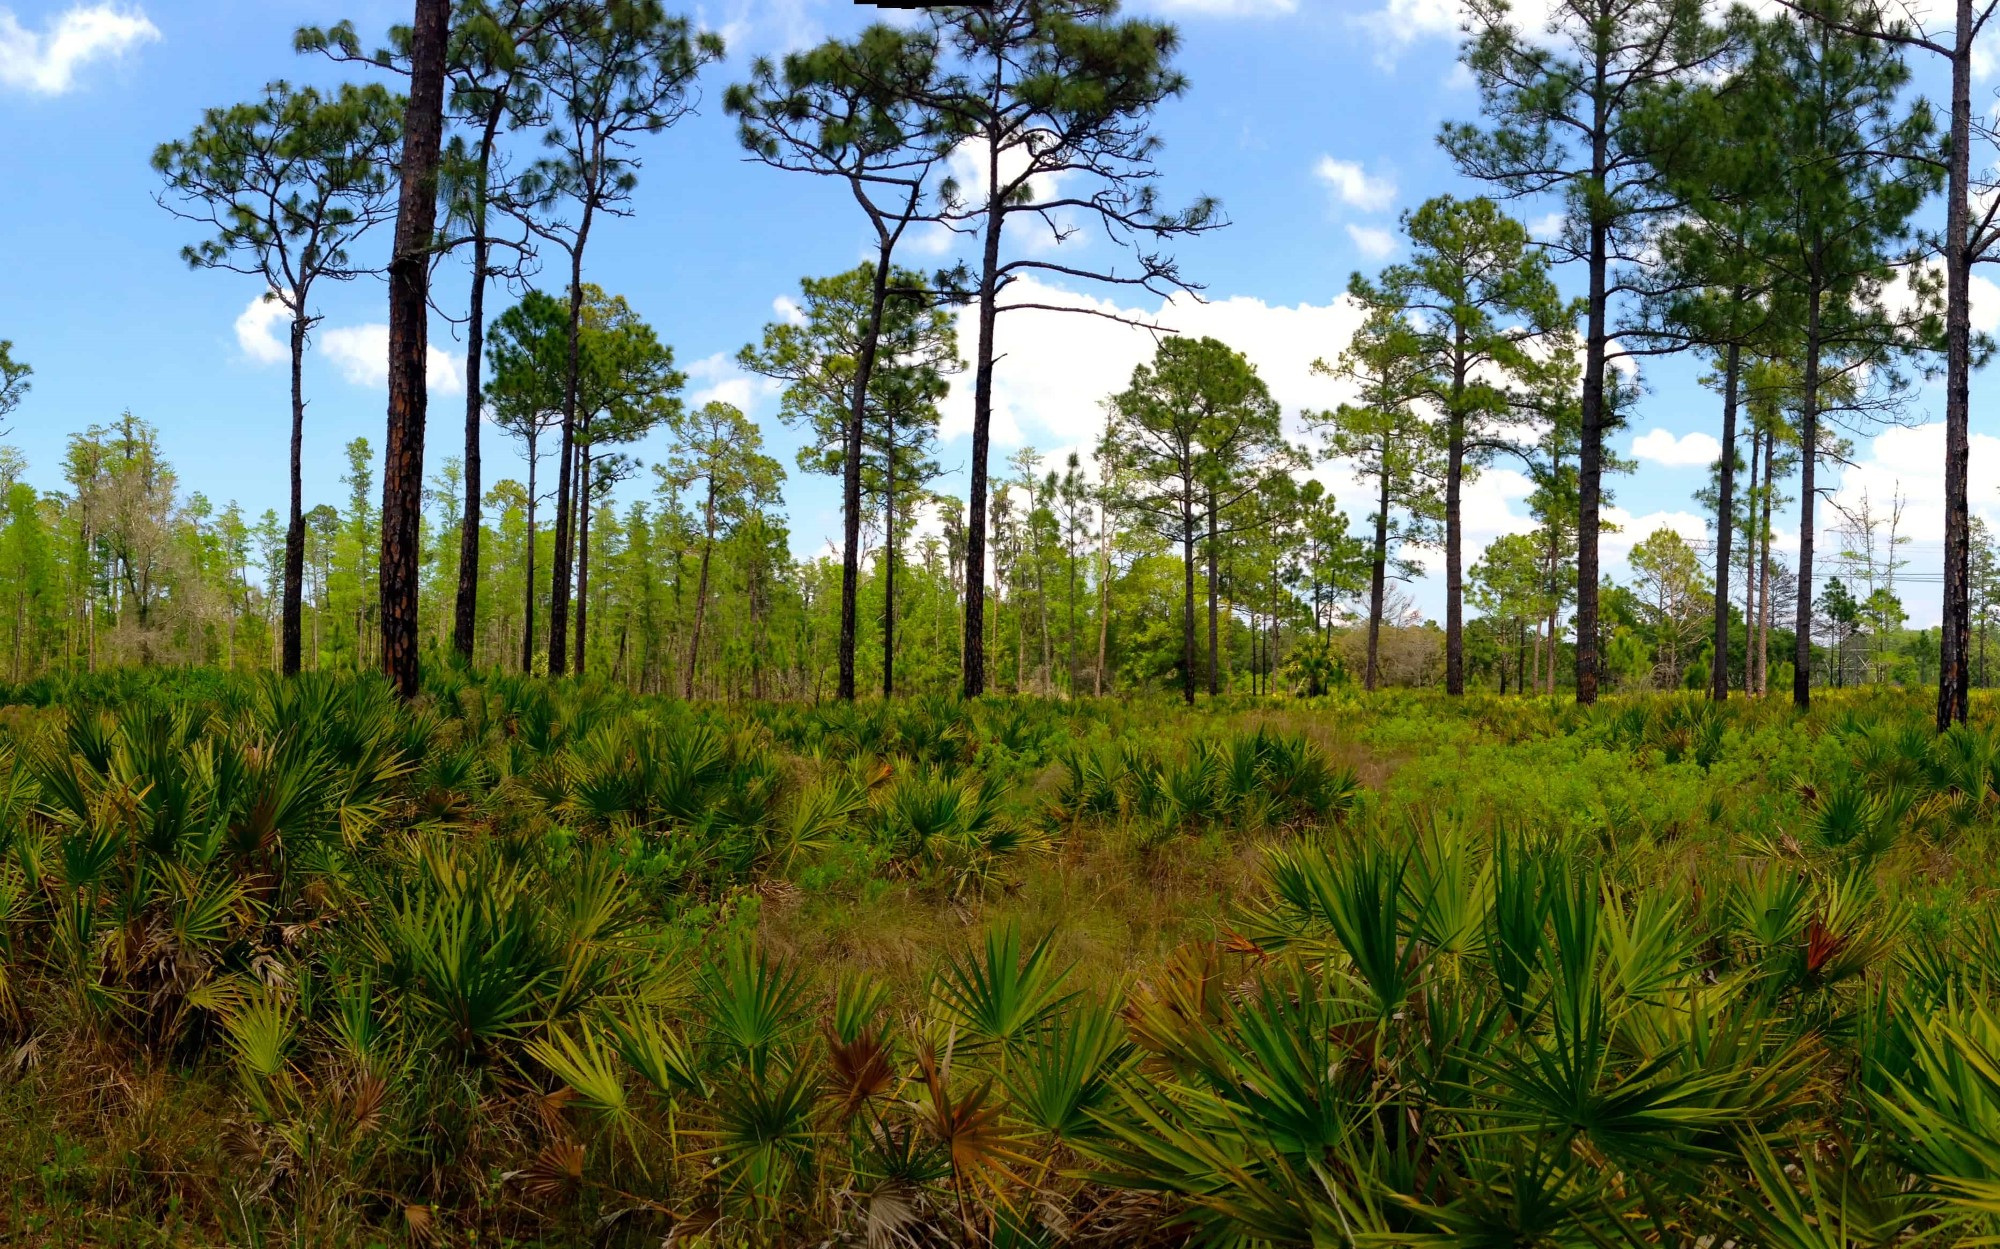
0, 0, 1991, 624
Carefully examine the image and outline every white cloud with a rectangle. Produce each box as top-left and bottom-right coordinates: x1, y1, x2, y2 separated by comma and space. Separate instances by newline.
1314, 156, 1396, 213
319, 324, 466, 397
698, 0, 818, 59
1630, 428, 1720, 469
772, 295, 805, 326
1137, 0, 1296, 13
1882, 256, 2000, 334
1346, 223, 1398, 260
0, 2, 158, 95
1818, 422, 2000, 625
1355, 0, 1459, 53
935, 276, 1367, 457
904, 222, 959, 258
233, 293, 464, 396
945, 137, 1079, 254
686, 350, 779, 412
1601, 508, 1711, 564
1398, 466, 1539, 578
1351, 0, 1573, 68
949, 135, 1066, 210
234, 292, 290, 366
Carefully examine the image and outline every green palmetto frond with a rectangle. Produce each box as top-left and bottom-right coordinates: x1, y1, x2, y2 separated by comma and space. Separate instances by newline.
525, 1021, 640, 1158
713, 1061, 822, 1210
608, 1003, 708, 1100
703, 941, 808, 1078
1870, 993, 2000, 1237
1726, 1136, 1926, 1249
367, 852, 556, 1053
931, 923, 1076, 1055
1257, 837, 1431, 1022
1002, 997, 1134, 1145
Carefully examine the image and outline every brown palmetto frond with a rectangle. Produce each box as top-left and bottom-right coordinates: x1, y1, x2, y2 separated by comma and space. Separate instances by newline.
506, 1139, 586, 1203
909, 1041, 1032, 1196
829, 1024, 897, 1122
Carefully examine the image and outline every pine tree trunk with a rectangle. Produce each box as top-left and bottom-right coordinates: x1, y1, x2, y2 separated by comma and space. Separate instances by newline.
380, 0, 449, 699
684, 476, 716, 701
1095, 500, 1112, 698
1744, 426, 1761, 696
1575, 190, 1611, 706
1940, 0, 1976, 729
453, 88, 509, 665
522, 432, 538, 673
548, 208, 594, 677
283, 311, 307, 677
1206, 486, 1220, 698
1366, 443, 1389, 692
574, 442, 593, 674
1445, 345, 1467, 696
1711, 340, 1740, 701
1181, 495, 1196, 706
842, 252, 892, 702
883, 419, 896, 700
961, 172, 1003, 700
1794, 285, 1823, 710
1759, 443, 1774, 696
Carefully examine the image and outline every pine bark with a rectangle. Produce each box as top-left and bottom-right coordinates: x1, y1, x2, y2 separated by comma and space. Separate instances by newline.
1180, 495, 1196, 706
380, 0, 449, 698
283, 312, 307, 677
453, 89, 512, 665
1444, 339, 1467, 696
1365, 433, 1389, 692
1793, 285, 1823, 710
1744, 426, 1761, 696
1206, 485, 1220, 697
883, 413, 896, 699
547, 210, 593, 677
1939, 0, 1975, 730
1710, 341, 1740, 702
684, 471, 715, 701
574, 442, 593, 673
522, 431, 539, 673
961, 169, 1003, 699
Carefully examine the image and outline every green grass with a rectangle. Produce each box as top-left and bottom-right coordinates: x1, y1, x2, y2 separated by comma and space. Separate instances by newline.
2, 669, 1999, 1245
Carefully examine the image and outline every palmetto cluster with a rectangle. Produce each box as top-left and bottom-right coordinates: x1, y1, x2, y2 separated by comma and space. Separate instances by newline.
2, 673, 2000, 1245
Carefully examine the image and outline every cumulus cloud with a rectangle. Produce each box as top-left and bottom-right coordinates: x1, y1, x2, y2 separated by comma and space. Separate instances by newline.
1346, 223, 1398, 260
936, 137, 1086, 256
1527, 211, 1567, 242
1817, 422, 2000, 625
686, 351, 780, 412
1354, 0, 1460, 54
772, 295, 805, 327
1314, 156, 1396, 213
232, 293, 464, 395
1631, 428, 1721, 469
1883, 256, 2000, 333
1351, 0, 1576, 67
933, 276, 1366, 455
234, 292, 291, 366
949, 135, 1067, 211
1136, 0, 1296, 13
319, 324, 466, 397
700, 0, 819, 60
1602, 508, 1711, 562
903, 222, 959, 258
0, 2, 158, 95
